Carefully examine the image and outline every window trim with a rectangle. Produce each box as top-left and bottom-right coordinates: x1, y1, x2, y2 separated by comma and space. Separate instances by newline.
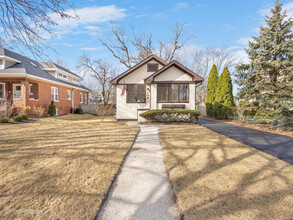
51, 86, 59, 101
80, 92, 83, 103
84, 93, 87, 104
67, 90, 71, 100
13, 84, 22, 100
126, 84, 146, 103
157, 83, 189, 103
29, 84, 33, 95
0, 82, 5, 100
147, 63, 159, 72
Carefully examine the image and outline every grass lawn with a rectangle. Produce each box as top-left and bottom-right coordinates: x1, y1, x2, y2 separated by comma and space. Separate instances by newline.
0, 114, 139, 219
159, 125, 293, 220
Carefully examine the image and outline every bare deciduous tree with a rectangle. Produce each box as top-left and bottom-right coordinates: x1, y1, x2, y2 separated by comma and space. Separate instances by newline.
191, 47, 238, 105
77, 53, 116, 105
0, 0, 77, 58
157, 23, 195, 63
99, 22, 194, 68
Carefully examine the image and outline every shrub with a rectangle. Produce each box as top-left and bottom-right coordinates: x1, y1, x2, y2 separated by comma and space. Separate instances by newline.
140, 110, 201, 123
48, 100, 56, 116
0, 117, 9, 123
12, 115, 23, 122
20, 114, 28, 120
95, 104, 113, 122
33, 106, 46, 117
74, 108, 83, 114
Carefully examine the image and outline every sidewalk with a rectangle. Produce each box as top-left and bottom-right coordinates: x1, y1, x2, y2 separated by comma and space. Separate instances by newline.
96, 125, 180, 220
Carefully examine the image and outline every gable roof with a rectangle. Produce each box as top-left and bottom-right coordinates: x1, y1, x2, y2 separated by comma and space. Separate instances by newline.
0, 47, 90, 91
144, 60, 204, 83
110, 55, 167, 85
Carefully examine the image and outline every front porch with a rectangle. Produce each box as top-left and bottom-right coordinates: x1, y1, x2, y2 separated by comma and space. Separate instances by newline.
0, 79, 39, 106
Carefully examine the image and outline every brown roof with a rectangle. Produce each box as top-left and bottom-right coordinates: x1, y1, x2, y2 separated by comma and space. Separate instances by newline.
110, 55, 167, 85
144, 60, 204, 83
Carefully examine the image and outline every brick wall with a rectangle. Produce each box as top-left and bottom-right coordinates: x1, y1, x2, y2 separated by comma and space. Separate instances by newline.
0, 78, 89, 116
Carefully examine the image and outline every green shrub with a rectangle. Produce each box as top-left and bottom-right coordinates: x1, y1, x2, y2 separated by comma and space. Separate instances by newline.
12, 115, 23, 122
20, 114, 28, 120
48, 100, 56, 116
74, 108, 83, 114
140, 110, 201, 123
0, 117, 9, 123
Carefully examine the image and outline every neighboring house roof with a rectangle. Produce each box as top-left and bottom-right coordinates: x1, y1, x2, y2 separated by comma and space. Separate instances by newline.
144, 60, 204, 84
40, 61, 82, 79
110, 55, 167, 85
0, 47, 90, 91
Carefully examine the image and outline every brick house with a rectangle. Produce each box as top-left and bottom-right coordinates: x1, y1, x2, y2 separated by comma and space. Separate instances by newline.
0, 47, 90, 115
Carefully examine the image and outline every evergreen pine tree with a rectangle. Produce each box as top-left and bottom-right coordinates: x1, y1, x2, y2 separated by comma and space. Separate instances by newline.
215, 67, 234, 118
205, 64, 218, 117
235, 0, 293, 119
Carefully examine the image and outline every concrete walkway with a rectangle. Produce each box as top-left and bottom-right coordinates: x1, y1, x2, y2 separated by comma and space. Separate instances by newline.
96, 125, 180, 220
199, 118, 293, 165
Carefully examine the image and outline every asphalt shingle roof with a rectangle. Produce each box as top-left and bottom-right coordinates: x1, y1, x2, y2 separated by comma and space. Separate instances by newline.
0, 47, 90, 91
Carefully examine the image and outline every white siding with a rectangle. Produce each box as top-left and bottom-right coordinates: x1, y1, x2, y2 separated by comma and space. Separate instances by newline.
154, 66, 192, 82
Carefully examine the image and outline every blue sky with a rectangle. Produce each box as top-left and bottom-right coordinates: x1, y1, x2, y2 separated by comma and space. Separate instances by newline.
26, 0, 293, 89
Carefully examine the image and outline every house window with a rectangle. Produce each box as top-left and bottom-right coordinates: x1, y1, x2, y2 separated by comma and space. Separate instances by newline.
0, 82, 5, 99
67, 90, 71, 100
58, 73, 67, 79
13, 84, 21, 100
85, 94, 87, 104
157, 83, 189, 103
80, 93, 83, 103
51, 87, 59, 101
147, 63, 159, 72
29, 84, 33, 95
127, 85, 146, 103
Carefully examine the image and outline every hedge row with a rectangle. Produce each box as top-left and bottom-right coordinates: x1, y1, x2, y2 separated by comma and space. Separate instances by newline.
140, 110, 201, 123
12, 114, 28, 122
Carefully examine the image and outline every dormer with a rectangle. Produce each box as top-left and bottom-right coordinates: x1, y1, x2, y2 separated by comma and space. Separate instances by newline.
0, 55, 21, 70
40, 61, 82, 85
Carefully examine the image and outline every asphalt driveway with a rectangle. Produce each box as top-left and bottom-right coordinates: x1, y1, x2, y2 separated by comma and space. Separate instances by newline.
198, 118, 293, 165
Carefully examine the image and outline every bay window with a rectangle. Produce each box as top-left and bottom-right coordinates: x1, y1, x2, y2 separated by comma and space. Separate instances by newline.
157, 83, 189, 103
127, 84, 146, 103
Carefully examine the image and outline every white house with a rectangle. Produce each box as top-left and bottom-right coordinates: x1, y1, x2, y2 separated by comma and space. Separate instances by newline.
111, 55, 204, 121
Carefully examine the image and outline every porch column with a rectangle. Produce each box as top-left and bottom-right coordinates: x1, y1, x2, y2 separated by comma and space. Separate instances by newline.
20, 80, 29, 107
150, 84, 157, 110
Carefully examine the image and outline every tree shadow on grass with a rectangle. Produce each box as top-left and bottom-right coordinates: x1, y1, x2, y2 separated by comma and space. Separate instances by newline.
159, 125, 293, 219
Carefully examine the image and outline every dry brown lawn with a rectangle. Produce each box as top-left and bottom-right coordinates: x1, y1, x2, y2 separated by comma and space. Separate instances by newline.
0, 114, 139, 219
159, 125, 293, 220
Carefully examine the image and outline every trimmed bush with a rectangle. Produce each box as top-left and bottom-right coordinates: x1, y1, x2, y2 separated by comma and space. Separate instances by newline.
74, 108, 83, 114
0, 117, 9, 123
12, 115, 23, 122
48, 100, 56, 116
140, 110, 201, 123
20, 114, 28, 120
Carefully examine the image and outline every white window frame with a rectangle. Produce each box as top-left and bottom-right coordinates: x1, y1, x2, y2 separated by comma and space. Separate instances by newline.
29, 84, 33, 95
67, 90, 71, 100
13, 84, 22, 100
0, 82, 5, 100
80, 93, 83, 103
51, 87, 59, 101
85, 93, 87, 104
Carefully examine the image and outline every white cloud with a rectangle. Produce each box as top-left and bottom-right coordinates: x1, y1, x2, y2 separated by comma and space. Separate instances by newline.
175, 2, 189, 9
80, 47, 100, 51
237, 37, 251, 46
50, 5, 126, 36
